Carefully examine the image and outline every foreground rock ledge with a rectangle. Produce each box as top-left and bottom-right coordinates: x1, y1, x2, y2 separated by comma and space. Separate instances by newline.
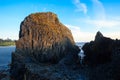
10, 12, 80, 80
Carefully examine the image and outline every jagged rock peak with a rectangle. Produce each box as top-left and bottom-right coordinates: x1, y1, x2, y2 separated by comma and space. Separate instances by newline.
95, 31, 103, 41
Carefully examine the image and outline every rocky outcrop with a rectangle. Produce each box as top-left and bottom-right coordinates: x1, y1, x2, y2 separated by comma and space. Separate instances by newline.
10, 12, 80, 80
82, 31, 120, 65
15, 12, 78, 63
82, 31, 114, 65
82, 31, 120, 80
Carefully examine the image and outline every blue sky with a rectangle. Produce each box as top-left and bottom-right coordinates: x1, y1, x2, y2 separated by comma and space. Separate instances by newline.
0, 0, 120, 42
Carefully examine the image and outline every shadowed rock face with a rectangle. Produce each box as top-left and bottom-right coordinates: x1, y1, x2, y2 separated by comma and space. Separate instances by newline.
82, 31, 114, 66
82, 32, 120, 80
15, 12, 77, 63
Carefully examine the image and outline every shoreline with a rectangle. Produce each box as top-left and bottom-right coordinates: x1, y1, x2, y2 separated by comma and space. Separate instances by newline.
0, 45, 15, 48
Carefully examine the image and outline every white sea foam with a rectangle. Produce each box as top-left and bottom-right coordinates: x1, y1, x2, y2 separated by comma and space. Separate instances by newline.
76, 42, 86, 65
78, 49, 85, 64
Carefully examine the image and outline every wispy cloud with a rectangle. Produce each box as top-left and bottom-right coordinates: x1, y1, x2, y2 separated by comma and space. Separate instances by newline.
85, 0, 120, 28
42, 8, 47, 11
66, 24, 120, 42
86, 20, 120, 28
104, 32, 120, 40
92, 0, 106, 20
71, 0, 120, 41
73, 0, 87, 14
65, 24, 94, 42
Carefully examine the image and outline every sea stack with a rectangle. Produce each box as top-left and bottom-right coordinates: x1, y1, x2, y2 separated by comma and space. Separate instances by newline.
10, 12, 80, 80
15, 12, 78, 63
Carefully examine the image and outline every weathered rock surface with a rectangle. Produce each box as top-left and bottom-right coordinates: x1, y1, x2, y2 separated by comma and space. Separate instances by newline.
16, 12, 77, 63
10, 12, 81, 80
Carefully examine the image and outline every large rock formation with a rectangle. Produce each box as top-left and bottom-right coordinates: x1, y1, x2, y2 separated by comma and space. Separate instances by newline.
10, 12, 80, 80
82, 31, 114, 65
82, 31, 120, 80
82, 31, 120, 66
15, 12, 78, 63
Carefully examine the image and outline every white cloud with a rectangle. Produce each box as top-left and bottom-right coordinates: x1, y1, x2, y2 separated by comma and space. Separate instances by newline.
65, 24, 94, 42
86, 20, 120, 28
71, 0, 120, 41
65, 24, 120, 42
109, 16, 120, 21
104, 32, 120, 40
0, 32, 18, 40
74, 0, 87, 14
92, 0, 106, 20
42, 8, 47, 11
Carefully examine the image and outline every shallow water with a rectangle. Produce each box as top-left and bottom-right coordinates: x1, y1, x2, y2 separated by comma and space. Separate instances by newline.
76, 42, 86, 64
0, 46, 15, 67
0, 42, 86, 70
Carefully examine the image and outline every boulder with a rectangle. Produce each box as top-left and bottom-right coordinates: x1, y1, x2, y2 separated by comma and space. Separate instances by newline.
15, 12, 78, 63
10, 12, 80, 80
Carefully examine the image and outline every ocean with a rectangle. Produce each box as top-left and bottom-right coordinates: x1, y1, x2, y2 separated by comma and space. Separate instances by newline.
0, 42, 85, 70
0, 46, 15, 70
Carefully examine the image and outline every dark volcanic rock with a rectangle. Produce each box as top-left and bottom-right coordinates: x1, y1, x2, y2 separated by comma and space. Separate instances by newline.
15, 12, 78, 63
82, 31, 114, 66
82, 31, 120, 80
10, 12, 81, 80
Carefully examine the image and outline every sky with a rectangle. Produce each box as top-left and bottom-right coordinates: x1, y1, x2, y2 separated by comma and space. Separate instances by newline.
0, 0, 120, 42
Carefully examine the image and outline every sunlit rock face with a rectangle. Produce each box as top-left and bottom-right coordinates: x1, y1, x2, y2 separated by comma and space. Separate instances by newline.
10, 12, 80, 80
15, 12, 78, 63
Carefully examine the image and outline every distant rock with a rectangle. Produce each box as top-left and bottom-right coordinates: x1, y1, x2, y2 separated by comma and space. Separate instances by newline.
10, 12, 80, 80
